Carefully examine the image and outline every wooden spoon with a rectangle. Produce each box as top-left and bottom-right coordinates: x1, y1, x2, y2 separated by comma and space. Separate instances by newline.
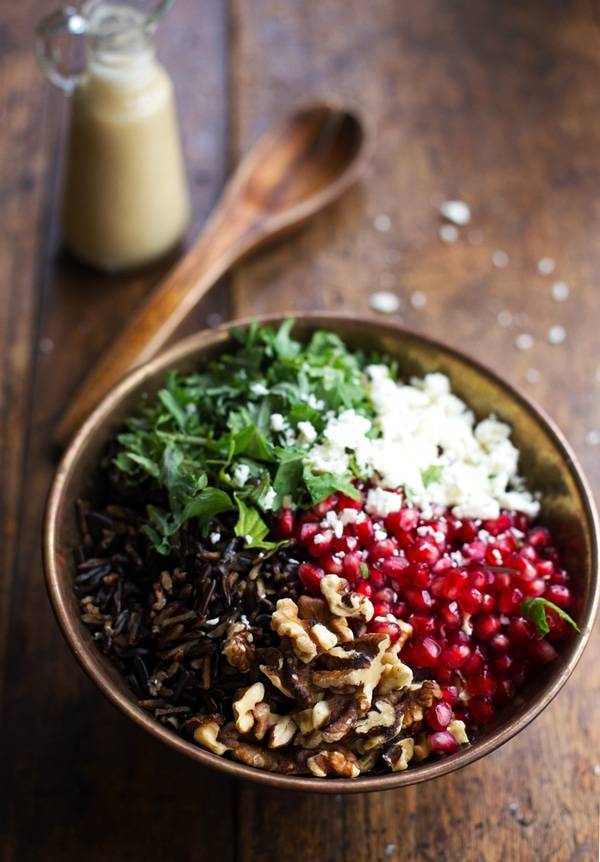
56, 103, 366, 445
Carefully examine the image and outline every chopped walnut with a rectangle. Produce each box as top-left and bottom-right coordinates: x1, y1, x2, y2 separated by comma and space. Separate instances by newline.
252, 701, 273, 741
448, 719, 469, 745
269, 715, 297, 749
320, 575, 374, 621
222, 621, 255, 672
232, 682, 265, 734
376, 646, 413, 695
272, 598, 319, 662
192, 715, 229, 755
293, 700, 332, 735
220, 725, 299, 774
383, 738, 414, 772
312, 634, 389, 711
321, 697, 360, 743
354, 699, 396, 735
307, 749, 360, 779
412, 732, 432, 761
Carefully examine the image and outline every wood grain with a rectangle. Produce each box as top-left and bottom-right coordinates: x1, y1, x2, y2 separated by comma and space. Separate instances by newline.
230, 1, 600, 860
2, 0, 600, 859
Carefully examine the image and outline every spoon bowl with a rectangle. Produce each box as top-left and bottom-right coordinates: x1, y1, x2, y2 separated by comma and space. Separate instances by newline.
56, 104, 366, 445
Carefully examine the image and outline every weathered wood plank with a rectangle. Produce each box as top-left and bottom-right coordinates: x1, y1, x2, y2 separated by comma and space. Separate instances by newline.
230, 1, 600, 859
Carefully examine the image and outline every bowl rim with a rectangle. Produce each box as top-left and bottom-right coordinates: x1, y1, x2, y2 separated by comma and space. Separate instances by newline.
44, 311, 600, 793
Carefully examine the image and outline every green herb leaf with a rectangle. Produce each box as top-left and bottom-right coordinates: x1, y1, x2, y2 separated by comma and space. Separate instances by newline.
273, 452, 305, 504
232, 425, 275, 462
360, 563, 369, 579
303, 466, 361, 504
182, 488, 233, 525
521, 597, 580, 637
158, 387, 188, 430
234, 494, 279, 549
421, 464, 444, 487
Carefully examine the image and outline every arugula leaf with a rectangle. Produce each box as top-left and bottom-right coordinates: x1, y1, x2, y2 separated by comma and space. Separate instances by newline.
273, 451, 304, 504
421, 464, 444, 487
158, 387, 188, 430
303, 466, 361, 504
182, 488, 233, 525
521, 597, 580, 637
232, 425, 275, 462
234, 494, 279, 549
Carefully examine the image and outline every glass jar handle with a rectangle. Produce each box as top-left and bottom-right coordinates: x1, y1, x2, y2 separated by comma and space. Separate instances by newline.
35, 7, 88, 93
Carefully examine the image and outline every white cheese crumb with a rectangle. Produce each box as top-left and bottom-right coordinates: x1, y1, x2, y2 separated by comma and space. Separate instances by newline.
547, 325, 566, 344
410, 290, 427, 309
209, 531, 221, 544
234, 464, 251, 487
374, 213, 391, 232
492, 250, 509, 268
551, 280, 570, 301
270, 413, 286, 432
262, 487, 277, 511
340, 508, 359, 525
497, 310, 513, 327
250, 382, 269, 396
440, 200, 471, 226
369, 291, 401, 314
439, 224, 459, 244
297, 420, 317, 444
537, 257, 555, 276
312, 533, 327, 545
366, 488, 403, 518
244, 534, 253, 545
515, 333, 534, 351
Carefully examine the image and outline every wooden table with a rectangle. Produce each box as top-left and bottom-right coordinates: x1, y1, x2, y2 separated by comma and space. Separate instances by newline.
2, 1, 599, 859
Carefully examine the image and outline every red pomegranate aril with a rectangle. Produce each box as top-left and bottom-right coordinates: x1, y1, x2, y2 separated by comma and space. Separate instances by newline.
440, 643, 471, 669
373, 587, 396, 603
337, 491, 363, 510
410, 563, 432, 589
380, 556, 411, 585
535, 559, 554, 578
462, 540, 486, 561
489, 633, 510, 653
469, 696, 494, 724
483, 513, 513, 535
439, 601, 461, 629
527, 526, 550, 547
306, 529, 333, 557
356, 581, 373, 597
491, 572, 511, 593
298, 522, 319, 546
298, 562, 325, 593
434, 666, 454, 684
497, 587, 524, 614
373, 601, 392, 617
368, 619, 401, 643
458, 586, 483, 614
406, 588, 433, 612
386, 507, 419, 534
412, 636, 441, 668
467, 669, 497, 698
550, 568, 569, 585
426, 701, 453, 731
508, 616, 534, 645
480, 593, 496, 613
528, 639, 558, 664
453, 518, 479, 542
409, 614, 436, 636
432, 556, 452, 575
514, 513, 530, 532
342, 552, 364, 583
485, 546, 505, 567
473, 613, 501, 641
354, 517, 374, 545
368, 567, 386, 589
409, 539, 441, 565
312, 494, 338, 517
523, 578, 546, 598
369, 539, 397, 561
429, 731, 459, 754
468, 570, 487, 590
392, 601, 409, 619
332, 535, 358, 554
462, 647, 486, 677
544, 584, 571, 608
274, 508, 295, 539
442, 569, 469, 600
545, 608, 568, 640
494, 678, 516, 704
493, 653, 513, 675
321, 553, 343, 575
440, 685, 459, 705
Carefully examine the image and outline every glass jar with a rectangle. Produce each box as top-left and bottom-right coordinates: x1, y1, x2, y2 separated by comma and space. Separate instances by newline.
36, 0, 190, 271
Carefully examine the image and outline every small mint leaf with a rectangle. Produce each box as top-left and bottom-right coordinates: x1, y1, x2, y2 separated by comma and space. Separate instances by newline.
521, 597, 580, 637
360, 563, 369, 579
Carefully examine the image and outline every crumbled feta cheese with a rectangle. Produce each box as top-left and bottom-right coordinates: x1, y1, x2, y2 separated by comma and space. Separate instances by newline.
369, 291, 401, 314
410, 290, 427, 308
244, 534, 253, 545
374, 213, 391, 232
340, 508, 359, 525
234, 464, 250, 487
440, 200, 471, 226
515, 333, 534, 351
366, 488, 403, 518
262, 487, 277, 511
270, 413, 286, 432
313, 533, 327, 545
374, 528, 388, 542
210, 531, 221, 544
547, 325, 566, 344
250, 382, 269, 396
497, 310, 512, 327
297, 420, 317, 444
537, 256, 555, 276
551, 280, 570, 302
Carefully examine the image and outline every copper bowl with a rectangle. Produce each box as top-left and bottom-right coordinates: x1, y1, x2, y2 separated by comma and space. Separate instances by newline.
44, 314, 599, 792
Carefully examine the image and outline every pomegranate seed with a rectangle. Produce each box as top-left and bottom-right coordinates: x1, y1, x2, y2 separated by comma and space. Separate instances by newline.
332, 535, 358, 554
440, 643, 471, 669
410, 563, 432, 589
368, 567, 386, 589
298, 522, 319, 546
426, 701, 453, 731
373, 601, 392, 617
480, 593, 496, 612
453, 519, 479, 542
306, 529, 333, 557
468, 570, 487, 590
312, 494, 338, 516
440, 685, 459, 705
392, 601, 409, 619
429, 731, 459, 754
545, 608, 568, 640
544, 584, 571, 608
354, 517, 374, 545
462, 647, 486, 676
458, 586, 483, 614
386, 508, 419, 534
497, 587, 524, 614
483, 513, 513, 535
463, 540, 486, 561
409, 539, 441, 565
434, 666, 454, 684
321, 553, 343, 575
441, 569, 469, 599
550, 568, 569, 585
274, 508, 295, 539
337, 491, 363, 510
380, 556, 411, 585
507, 616, 534, 645
412, 636, 441, 668
494, 678, 515, 703
356, 581, 373, 597
406, 588, 433, 612
368, 619, 401, 643
469, 696, 494, 724
489, 633, 510, 653
514, 513, 530, 532
467, 669, 497, 698
536, 559, 554, 578
409, 614, 436, 636
439, 601, 462, 629
298, 562, 325, 593
527, 526, 550, 547
528, 639, 558, 664
369, 539, 397, 561
491, 572, 511, 593
473, 613, 501, 640
342, 552, 364, 584
493, 653, 513, 675
523, 578, 546, 598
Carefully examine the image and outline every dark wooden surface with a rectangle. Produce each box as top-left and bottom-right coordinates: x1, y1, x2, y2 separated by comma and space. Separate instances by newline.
2, 1, 599, 860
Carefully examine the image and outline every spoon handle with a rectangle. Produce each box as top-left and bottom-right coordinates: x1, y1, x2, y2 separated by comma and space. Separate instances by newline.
56, 199, 259, 446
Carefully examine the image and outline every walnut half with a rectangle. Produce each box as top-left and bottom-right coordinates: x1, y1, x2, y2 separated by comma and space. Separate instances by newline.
320, 575, 374, 621
192, 716, 229, 756
307, 749, 360, 779
233, 682, 265, 734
